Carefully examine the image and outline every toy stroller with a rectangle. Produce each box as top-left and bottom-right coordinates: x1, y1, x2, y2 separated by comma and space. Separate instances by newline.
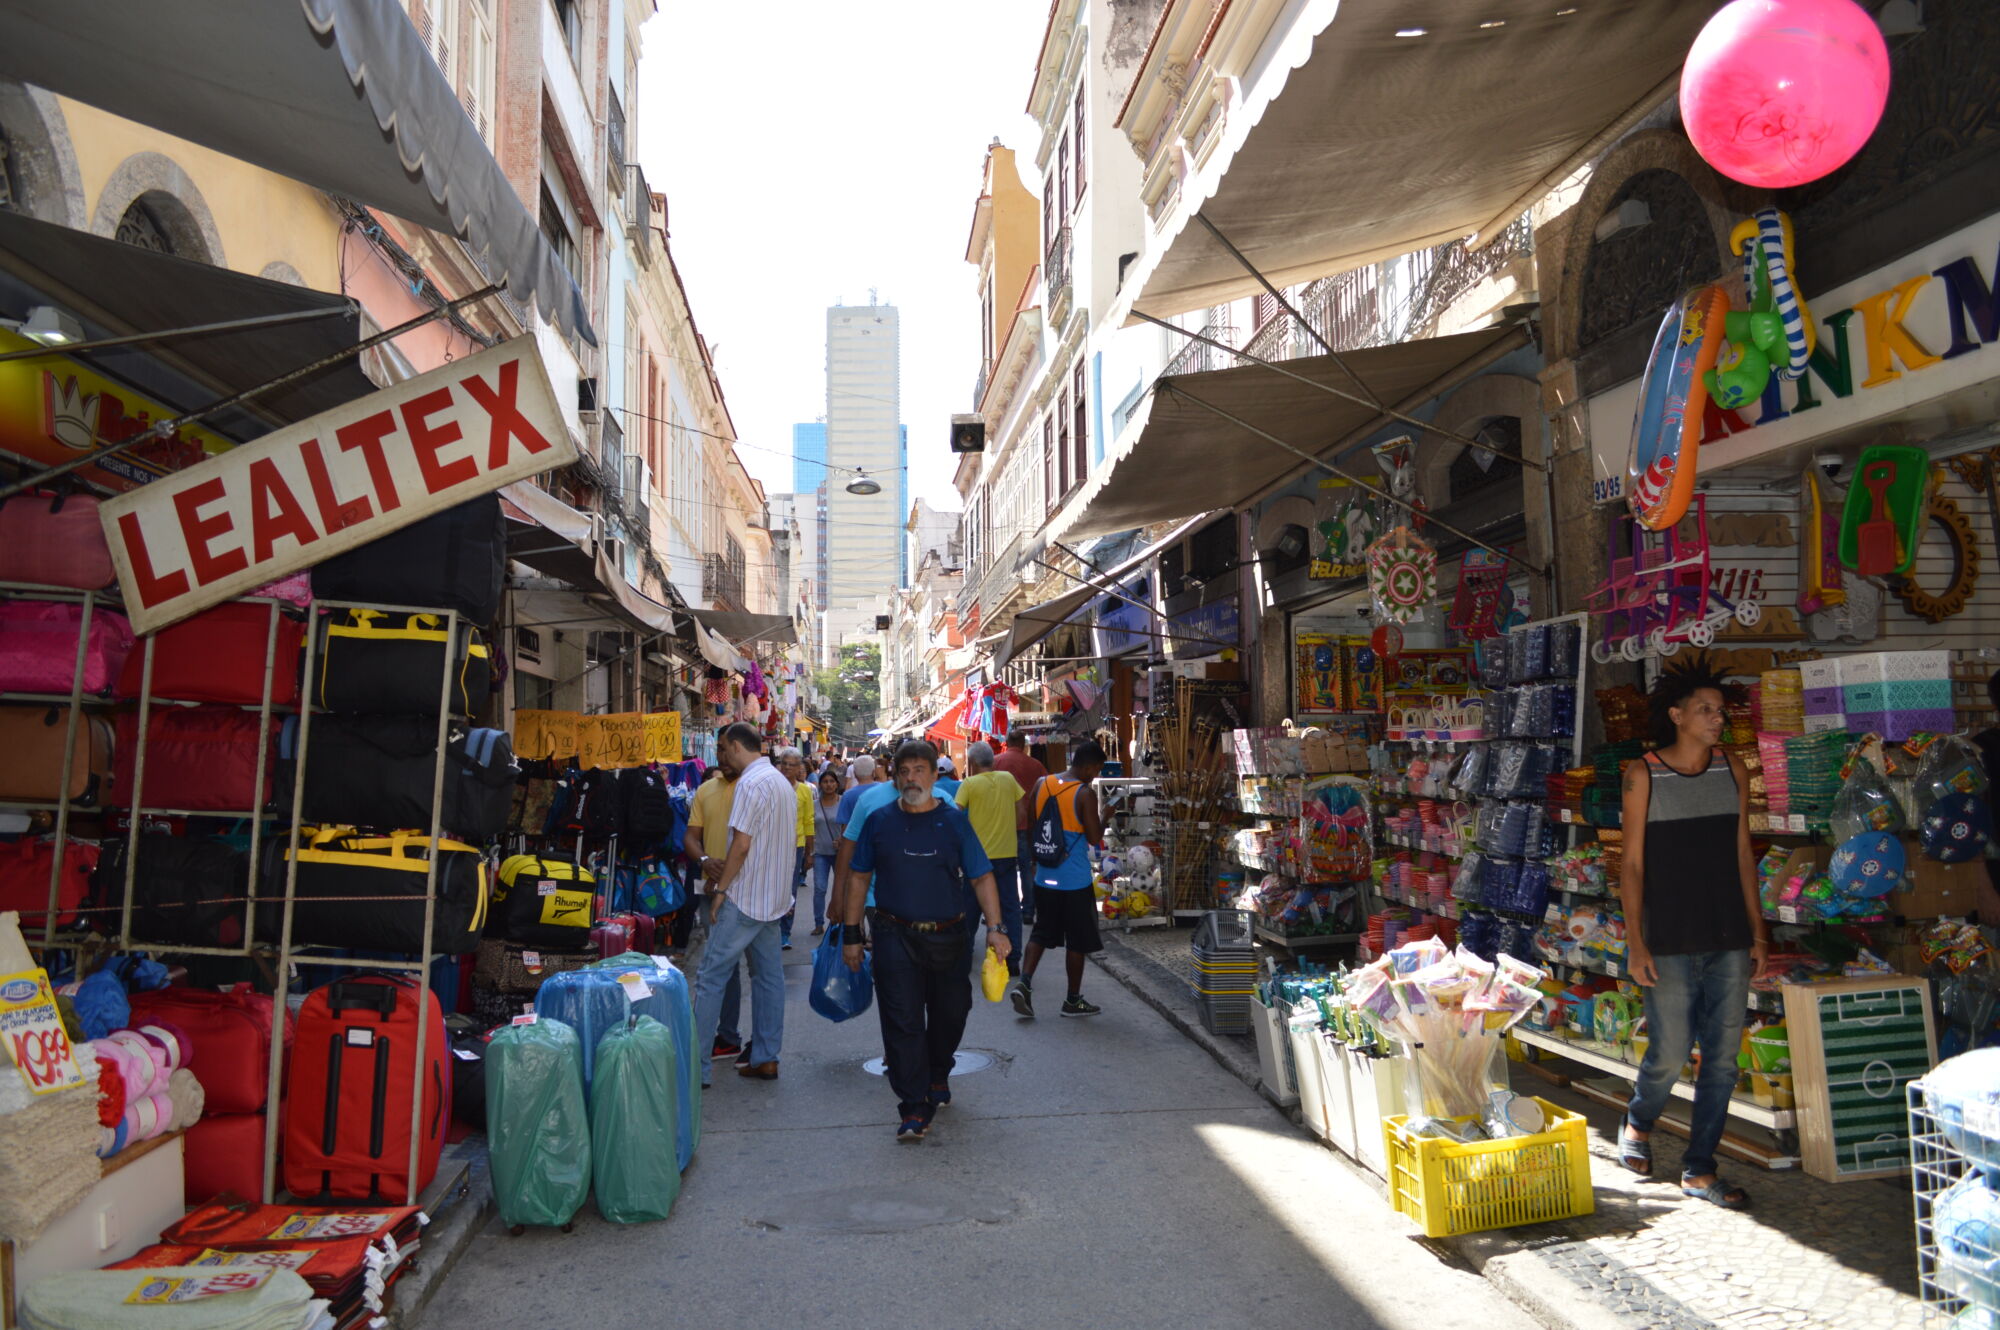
1587, 496, 1760, 663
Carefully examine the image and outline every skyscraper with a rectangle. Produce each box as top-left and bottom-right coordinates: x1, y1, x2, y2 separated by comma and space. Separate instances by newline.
791, 422, 830, 616
822, 302, 907, 654
791, 422, 827, 495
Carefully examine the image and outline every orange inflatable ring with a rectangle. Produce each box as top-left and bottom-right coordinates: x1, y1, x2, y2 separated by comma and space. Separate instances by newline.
1626, 283, 1730, 531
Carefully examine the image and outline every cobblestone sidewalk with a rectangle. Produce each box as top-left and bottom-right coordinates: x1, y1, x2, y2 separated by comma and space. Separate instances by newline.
1097, 926, 1928, 1330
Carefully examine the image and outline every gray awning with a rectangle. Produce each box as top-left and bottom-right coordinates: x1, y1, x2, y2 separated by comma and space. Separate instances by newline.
1055, 325, 1527, 542
994, 511, 1213, 669
0, 0, 592, 343
502, 481, 597, 585
1123, 0, 1723, 321
687, 610, 797, 649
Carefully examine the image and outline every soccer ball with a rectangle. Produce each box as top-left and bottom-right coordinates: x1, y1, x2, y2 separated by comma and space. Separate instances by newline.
1927, 1050, 2000, 1178
1125, 844, 1158, 877
1938, 1174, 2000, 1311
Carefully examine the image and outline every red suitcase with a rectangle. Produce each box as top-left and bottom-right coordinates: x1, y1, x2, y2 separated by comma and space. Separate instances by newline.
284, 976, 449, 1202
0, 490, 115, 589
0, 599, 134, 695
183, 1110, 272, 1206
116, 602, 304, 706
111, 705, 281, 813
591, 916, 634, 959
0, 835, 96, 928
129, 984, 293, 1115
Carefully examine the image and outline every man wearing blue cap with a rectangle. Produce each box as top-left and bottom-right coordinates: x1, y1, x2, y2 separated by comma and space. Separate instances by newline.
1616, 669, 1767, 1211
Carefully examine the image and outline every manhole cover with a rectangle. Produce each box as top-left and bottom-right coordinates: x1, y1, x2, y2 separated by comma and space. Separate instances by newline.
751, 1182, 1016, 1233
861, 1049, 995, 1076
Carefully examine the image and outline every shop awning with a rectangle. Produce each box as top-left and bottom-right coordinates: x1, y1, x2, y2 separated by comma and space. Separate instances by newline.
993, 510, 1213, 669
1121, 0, 1723, 322
925, 697, 969, 743
686, 610, 797, 649
502, 481, 597, 585
0, 0, 592, 343
0, 209, 375, 448
1056, 325, 1527, 542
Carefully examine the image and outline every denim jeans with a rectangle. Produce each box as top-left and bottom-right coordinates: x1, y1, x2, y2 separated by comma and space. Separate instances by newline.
1627, 949, 1751, 1179
873, 920, 974, 1117
684, 892, 742, 1045
780, 847, 805, 943
694, 900, 785, 1082
812, 853, 837, 928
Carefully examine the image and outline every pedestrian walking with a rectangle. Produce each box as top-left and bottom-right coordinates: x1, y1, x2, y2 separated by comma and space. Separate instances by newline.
810, 769, 844, 935
842, 739, 1010, 1141
955, 740, 1026, 972
830, 755, 897, 930
1010, 740, 1106, 1019
777, 746, 813, 950
693, 723, 797, 1084
993, 731, 1047, 927
682, 763, 744, 1062
1617, 669, 1767, 1209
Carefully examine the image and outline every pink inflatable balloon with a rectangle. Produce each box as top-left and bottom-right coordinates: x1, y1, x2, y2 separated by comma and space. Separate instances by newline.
1680, 0, 1891, 189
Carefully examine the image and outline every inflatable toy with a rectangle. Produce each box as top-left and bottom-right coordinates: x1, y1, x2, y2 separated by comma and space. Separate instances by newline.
1680, 0, 1891, 189
1707, 209, 1816, 409
1627, 284, 1730, 530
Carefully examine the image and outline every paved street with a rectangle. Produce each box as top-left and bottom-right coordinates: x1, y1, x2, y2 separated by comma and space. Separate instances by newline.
418, 941, 1538, 1330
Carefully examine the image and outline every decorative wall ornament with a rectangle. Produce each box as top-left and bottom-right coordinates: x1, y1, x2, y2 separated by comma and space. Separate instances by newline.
1891, 490, 1980, 623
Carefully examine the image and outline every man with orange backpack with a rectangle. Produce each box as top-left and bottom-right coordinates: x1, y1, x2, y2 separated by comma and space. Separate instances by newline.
1010, 740, 1106, 1019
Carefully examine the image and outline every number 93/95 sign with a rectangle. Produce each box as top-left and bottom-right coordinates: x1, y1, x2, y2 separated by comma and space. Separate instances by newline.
1, 969, 86, 1096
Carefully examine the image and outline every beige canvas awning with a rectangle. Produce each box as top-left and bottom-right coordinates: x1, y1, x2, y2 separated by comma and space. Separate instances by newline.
1122, 0, 1723, 322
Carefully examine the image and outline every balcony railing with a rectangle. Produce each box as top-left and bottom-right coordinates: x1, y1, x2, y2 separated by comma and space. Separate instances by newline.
1162, 308, 1237, 378
622, 163, 653, 264
702, 551, 744, 609
1044, 226, 1072, 314
977, 529, 1026, 615
973, 359, 990, 409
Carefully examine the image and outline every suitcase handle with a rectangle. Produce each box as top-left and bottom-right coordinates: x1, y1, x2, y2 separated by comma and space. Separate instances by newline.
329, 981, 401, 1016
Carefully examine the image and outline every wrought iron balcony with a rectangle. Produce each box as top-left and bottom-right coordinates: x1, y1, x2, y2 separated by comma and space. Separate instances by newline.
702, 551, 744, 609
1044, 226, 1072, 317
1162, 310, 1237, 378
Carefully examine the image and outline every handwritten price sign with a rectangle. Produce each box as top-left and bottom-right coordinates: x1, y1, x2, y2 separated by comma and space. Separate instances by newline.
0, 969, 85, 1096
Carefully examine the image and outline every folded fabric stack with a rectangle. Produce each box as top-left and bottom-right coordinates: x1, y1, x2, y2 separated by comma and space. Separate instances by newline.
0, 1068, 101, 1245
22, 1268, 323, 1330
1759, 668, 1804, 734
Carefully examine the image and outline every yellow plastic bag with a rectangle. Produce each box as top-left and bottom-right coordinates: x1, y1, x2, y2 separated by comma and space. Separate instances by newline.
981, 947, 1007, 1002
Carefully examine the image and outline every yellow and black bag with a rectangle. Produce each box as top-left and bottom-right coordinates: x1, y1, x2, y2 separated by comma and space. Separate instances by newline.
317, 608, 492, 716
266, 827, 488, 955
494, 854, 596, 948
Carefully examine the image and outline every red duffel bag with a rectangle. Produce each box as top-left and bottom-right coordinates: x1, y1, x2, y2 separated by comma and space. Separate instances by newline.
117, 603, 304, 706
111, 706, 281, 813
0, 835, 95, 928
129, 983, 293, 1115
182, 1111, 273, 1206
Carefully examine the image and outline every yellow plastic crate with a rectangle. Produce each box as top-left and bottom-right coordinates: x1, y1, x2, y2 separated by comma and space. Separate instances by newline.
1381, 1097, 1595, 1237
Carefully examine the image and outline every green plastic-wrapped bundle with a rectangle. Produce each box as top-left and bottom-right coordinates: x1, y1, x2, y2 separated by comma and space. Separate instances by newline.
485, 1017, 591, 1230
590, 1016, 681, 1223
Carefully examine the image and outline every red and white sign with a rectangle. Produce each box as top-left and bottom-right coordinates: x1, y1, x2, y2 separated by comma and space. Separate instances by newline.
99, 338, 574, 633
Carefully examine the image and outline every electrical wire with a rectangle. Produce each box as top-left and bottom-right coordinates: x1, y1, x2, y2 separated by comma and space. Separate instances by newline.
610, 405, 909, 478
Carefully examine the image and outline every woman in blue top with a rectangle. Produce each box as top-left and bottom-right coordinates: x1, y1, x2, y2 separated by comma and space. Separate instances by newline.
810, 769, 844, 935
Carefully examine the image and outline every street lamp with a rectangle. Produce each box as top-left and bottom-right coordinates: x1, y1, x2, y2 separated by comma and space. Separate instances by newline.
845, 470, 882, 496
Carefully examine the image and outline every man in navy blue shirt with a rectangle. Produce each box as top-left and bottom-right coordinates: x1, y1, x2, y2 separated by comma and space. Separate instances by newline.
845, 739, 1010, 1142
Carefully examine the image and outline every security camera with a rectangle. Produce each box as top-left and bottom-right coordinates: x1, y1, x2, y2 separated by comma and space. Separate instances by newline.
1815, 451, 1845, 482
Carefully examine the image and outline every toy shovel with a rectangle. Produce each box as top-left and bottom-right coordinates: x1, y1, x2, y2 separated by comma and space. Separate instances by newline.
1854, 460, 1899, 576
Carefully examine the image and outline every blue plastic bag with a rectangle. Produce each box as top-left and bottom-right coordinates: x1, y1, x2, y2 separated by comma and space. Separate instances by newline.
810, 922, 873, 1022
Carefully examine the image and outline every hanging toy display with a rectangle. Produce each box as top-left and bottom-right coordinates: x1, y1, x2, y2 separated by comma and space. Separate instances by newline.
1372, 436, 1424, 531
1447, 548, 1511, 640
1366, 526, 1436, 625
1679, 0, 1891, 189
1706, 209, 1816, 410
1627, 284, 1730, 531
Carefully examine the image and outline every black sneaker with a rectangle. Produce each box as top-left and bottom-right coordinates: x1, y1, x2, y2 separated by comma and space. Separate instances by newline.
928, 1083, 951, 1108
711, 1038, 744, 1060
896, 1114, 929, 1143
1060, 995, 1101, 1017
735, 1048, 751, 1067
1008, 977, 1034, 1020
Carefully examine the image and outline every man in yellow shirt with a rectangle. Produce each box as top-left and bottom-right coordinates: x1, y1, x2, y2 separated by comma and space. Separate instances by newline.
684, 765, 744, 1060
779, 747, 813, 950
955, 740, 1026, 973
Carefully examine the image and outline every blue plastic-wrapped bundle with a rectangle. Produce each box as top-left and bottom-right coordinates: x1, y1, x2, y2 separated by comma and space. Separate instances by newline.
534, 966, 677, 1092
484, 1017, 590, 1230
590, 1017, 680, 1223
587, 953, 699, 1171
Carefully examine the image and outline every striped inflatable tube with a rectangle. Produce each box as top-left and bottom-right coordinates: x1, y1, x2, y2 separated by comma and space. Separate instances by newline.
1755, 208, 1814, 380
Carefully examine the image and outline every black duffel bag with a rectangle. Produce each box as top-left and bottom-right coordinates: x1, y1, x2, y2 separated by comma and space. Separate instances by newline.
310, 495, 505, 627
95, 834, 251, 946
314, 608, 492, 716
294, 715, 516, 838
263, 827, 488, 956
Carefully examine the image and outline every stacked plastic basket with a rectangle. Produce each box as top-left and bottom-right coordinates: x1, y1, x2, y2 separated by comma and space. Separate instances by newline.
1911, 1050, 2000, 1327
1192, 909, 1257, 1035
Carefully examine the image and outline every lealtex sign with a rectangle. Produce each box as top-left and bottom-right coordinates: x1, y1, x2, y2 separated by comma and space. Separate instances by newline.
1590, 212, 2000, 501
101, 338, 573, 633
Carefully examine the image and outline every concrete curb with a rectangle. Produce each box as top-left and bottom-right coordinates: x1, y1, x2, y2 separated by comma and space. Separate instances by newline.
394, 1147, 495, 1328
1092, 934, 1267, 1097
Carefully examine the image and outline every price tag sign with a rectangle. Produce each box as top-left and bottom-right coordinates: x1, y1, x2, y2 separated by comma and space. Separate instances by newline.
126, 1269, 272, 1304
0, 969, 85, 1096
266, 1212, 390, 1240
618, 973, 651, 1004
510, 1012, 539, 1026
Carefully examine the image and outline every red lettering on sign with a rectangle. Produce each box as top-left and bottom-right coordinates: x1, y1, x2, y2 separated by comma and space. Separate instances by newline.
336, 411, 402, 514
461, 360, 554, 467
298, 437, 371, 534
116, 511, 190, 608
401, 388, 475, 493
171, 476, 247, 585
247, 458, 319, 563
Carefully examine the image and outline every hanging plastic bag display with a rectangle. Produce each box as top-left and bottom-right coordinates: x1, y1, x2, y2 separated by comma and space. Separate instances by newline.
587, 953, 699, 1171
1366, 526, 1437, 624
1829, 756, 1906, 843
590, 1017, 681, 1223
484, 1017, 591, 1231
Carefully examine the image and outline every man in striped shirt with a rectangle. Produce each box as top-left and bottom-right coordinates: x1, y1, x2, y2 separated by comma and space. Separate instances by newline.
695, 722, 798, 1084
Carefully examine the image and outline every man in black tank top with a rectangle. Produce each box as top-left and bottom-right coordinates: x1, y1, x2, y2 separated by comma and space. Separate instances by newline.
1616, 671, 1768, 1211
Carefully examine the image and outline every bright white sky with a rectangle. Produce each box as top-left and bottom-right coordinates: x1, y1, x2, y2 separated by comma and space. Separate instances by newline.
636, 1, 1053, 514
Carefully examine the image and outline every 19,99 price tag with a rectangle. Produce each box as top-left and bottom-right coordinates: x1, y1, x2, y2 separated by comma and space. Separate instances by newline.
0, 969, 85, 1096
125, 1269, 272, 1304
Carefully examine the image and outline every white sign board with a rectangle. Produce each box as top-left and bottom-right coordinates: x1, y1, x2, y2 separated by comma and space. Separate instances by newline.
100, 338, 574, 633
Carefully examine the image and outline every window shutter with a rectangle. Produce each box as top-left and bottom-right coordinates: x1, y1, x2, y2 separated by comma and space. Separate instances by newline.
1073, 86, 1087, 200
464, 0, 495, 141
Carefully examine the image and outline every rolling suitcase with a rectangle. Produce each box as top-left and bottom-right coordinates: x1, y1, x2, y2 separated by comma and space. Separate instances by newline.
0, 599, 133, 694
0, 489, 115, 589
183, 1110, 271, 1206
129, 984, 293, 1115
285, 975, 450, 1201
315, 609, 492, 716
116, 601, 304, 706
0, 704, 112, 806
485, 1016, 590, 1231
0, 835, 95, 928
111, 705, 280, 813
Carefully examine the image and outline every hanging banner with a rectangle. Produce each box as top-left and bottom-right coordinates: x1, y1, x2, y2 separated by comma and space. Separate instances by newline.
100, 338, 574, 634
514, 709, 682, 764
645, 711, 682, 761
